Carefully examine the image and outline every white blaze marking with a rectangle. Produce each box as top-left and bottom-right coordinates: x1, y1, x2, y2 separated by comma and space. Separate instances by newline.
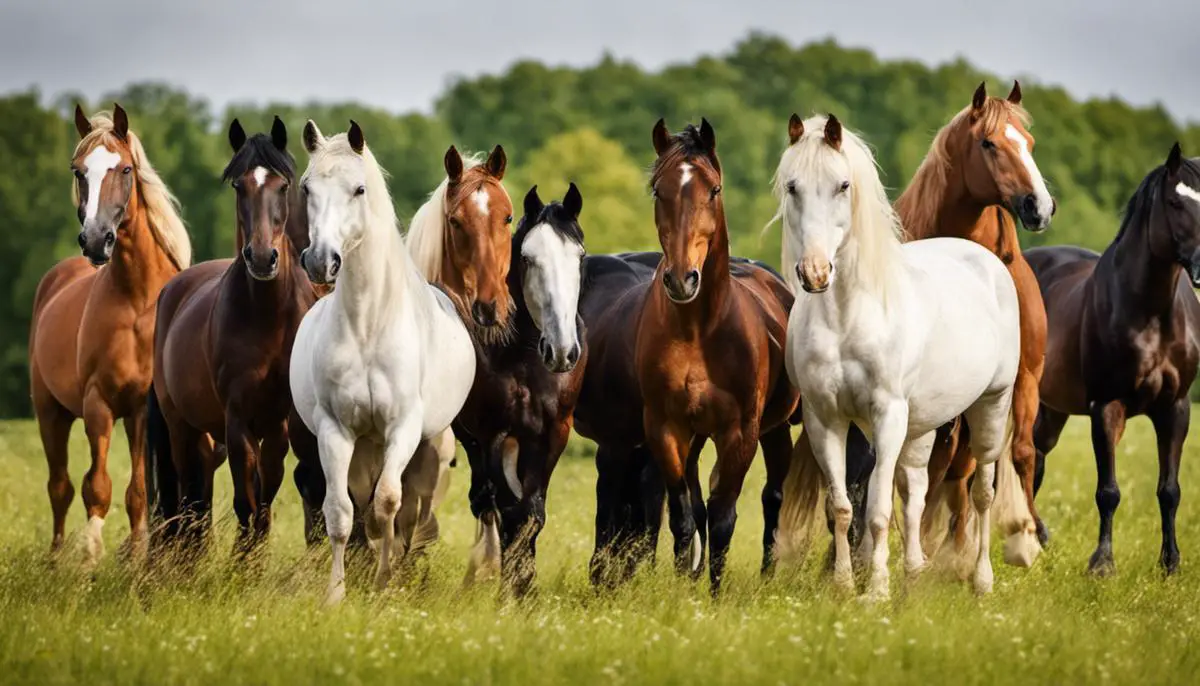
472, 187, 490, 216
680, 162, 693, 187
252, 166, 268, 188
522, 222, 583, 337
1005, 124, 1054, 219
1177, 182, 1200, 205
82, 146, 121, 222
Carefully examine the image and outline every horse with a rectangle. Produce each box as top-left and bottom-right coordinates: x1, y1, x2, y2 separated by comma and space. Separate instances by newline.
775, 114, 1021, 600
146, 117, 315, 552
28, 104, 191, 566
577, 119, 799, 594
1026, 144, 1200, 576
289, 121, 478, 604
433, 184, 588, 595
887, 81, 1053, 569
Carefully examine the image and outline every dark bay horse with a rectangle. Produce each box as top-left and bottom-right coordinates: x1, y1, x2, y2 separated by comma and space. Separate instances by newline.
450, 184, 588, 596
1027, 144, 1200, 575
29, 104, 192, 565
576, 119, 798, 593
894, 82, 1053, 567
148, 117, 315, 550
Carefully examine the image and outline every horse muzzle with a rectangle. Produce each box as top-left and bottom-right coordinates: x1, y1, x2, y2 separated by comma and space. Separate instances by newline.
538, 335, 581, 373
662, 268, 701, 303
78, 227, 115, 266
300, 246, 341, 285
796, 258, 832, 293
1012, 194, 1055, 233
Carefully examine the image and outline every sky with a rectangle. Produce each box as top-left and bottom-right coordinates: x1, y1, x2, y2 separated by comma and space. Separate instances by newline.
1, 0, 1197, 123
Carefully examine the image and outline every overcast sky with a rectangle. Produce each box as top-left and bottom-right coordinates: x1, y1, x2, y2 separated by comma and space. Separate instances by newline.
2, 0, 1197, 123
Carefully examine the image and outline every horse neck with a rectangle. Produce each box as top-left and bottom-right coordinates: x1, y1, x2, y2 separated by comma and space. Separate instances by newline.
896, 138, 988, 241
108, 202, 179, 309
1105, 212, 1184, 320
337, 219, 408, 336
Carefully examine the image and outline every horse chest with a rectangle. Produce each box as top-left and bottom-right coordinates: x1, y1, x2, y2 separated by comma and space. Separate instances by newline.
652, 344, 729, 424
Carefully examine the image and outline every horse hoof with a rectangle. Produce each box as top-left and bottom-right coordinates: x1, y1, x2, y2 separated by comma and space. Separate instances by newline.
1003, 531, 1041, 568
1160, 550, 1180, 576
324, 583, 346, 607
973, 577, 994, 596
1087, 550, 1116, 577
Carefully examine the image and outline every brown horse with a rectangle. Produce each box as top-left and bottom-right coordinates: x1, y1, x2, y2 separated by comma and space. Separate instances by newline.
889, 82, 1054, 567
636, 119, 798, 592
148, 117, 314, 550
1027, 144, 1200, 575
29, 104, 192, 565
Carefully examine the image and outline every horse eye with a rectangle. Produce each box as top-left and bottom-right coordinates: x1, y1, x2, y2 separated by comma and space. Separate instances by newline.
981, 139, 995, 150
73, 169, 84, 181
838, 181, 850, 194
710, 185, 722, 199
122, 166, 132, 175
354, 185, 366, 196
280, 183, 290, 194
231, 180, 241, 190
650, 187, 658, 198
785, 180, 796, 195
505, 215, 513, 225
301, 184, 310, 196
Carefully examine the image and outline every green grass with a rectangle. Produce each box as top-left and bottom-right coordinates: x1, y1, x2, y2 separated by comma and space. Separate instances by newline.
1, 414, 1198, 685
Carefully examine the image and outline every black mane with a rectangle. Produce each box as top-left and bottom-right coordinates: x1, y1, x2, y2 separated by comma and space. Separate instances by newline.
515, 199, 585, 249
222, 133, 295, 184
1115, 156, 1200, 241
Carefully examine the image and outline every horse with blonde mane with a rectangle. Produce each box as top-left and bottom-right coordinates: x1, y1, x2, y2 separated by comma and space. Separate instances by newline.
775, 114, 1020, 600
289, 121, 476, 604
893, 82, 1052, 570
29, 104, 191, 565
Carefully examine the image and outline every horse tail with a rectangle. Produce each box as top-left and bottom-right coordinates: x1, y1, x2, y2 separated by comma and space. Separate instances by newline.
775, 429, 826, 563
992, 420, 1041, 567
145, 382, 177, 529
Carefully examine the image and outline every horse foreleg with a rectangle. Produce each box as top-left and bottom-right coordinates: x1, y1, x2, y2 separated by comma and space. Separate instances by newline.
708, 424, 756, 595
863, 401, 909, 603
318, 420, 357, 606
122, 406, 149, 564
898, 432, 934, 580
1150, 398, 1188, 575
34, 382, 75, 554
288, 408, 326, 547
225, 409, 260, 554
80, 390, 115, 568
1088, 400, 1126, 576
645, 411, 696, 579
803, 408, 853, 592
758, 425, 791, 576
256, 419, 290, 541
372, 417, 422, 593
1008, 364, 1043, 551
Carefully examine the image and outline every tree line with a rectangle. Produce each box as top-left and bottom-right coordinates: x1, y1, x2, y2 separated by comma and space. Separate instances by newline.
2, 32, 1198, 417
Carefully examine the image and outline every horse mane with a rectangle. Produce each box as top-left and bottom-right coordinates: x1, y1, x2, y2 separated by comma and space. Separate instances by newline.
72, 112, 192, 270
648, 124, 720, 189
1114, 156, 1200, 243
222, 134, 295, 183
897, 98, 1030, 239
406, 152, 486, 282
770, 114, 905, 300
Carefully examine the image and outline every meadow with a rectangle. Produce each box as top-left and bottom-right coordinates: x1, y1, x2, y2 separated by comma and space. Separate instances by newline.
1, 414, 1198, 685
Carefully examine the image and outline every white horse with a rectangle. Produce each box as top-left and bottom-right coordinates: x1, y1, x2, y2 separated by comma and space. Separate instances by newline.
774, 114, 1021, 600
289, 121, 476, 604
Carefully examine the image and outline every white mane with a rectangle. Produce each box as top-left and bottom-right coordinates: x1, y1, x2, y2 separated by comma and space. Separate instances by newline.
770, 115, 906, 301
406, 152, 486, 282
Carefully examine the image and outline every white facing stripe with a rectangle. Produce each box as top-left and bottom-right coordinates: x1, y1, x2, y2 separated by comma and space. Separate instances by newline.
680, 162, 693, 187
472, 187, 490, 216
82, 146, 121, 221
252, 166, 268, 187
1177, 182, 1200, 205
1005, 124, 1054, 218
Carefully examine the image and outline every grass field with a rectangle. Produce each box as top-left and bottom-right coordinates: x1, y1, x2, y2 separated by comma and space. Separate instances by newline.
1, 415, 1199, 685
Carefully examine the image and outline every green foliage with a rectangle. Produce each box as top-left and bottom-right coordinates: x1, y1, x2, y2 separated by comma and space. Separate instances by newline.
2, 33, 1199, 416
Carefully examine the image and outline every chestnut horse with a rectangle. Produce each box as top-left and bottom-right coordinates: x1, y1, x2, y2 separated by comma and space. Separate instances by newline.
890, 82, 1053, 568
147, 117, 315, 550
1027, 144, 1200, 575
441, 185, 588, 596
578, 119, 798, 593
29, 104, 191, 565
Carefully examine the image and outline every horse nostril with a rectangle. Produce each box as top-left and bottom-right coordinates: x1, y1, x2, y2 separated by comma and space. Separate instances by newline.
330, 253, 342, 277
1022, 195, 1037, 214
662, 272, 673, 289
269, 249, 279, 267
567, 343, 581, 366
77, 232, 86, 249
242, 245, 252, 262
685, 269, 700, 288
300, 249, 309, 271
539, 337, 553, 364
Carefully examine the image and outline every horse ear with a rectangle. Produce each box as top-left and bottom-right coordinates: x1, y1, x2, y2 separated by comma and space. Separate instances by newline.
564, 182, 583, 219
972, 82, 988, 111
523, 185, 543, 220
823, 114, 842, 151
486, 144, 507, 180
270, 116, 287, 152
788, 113, 804, 145
303, 120, 323, 153
699, 118, 717, 153
1007, 80, 1022, 105
652, 118, 672, 156
112, 103, 129, 141
228, 118, 247, 153
1166, 142, 1183, 175
74, 104, 92, 139
347, 120, 365, 155
444, 145, 464, 184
